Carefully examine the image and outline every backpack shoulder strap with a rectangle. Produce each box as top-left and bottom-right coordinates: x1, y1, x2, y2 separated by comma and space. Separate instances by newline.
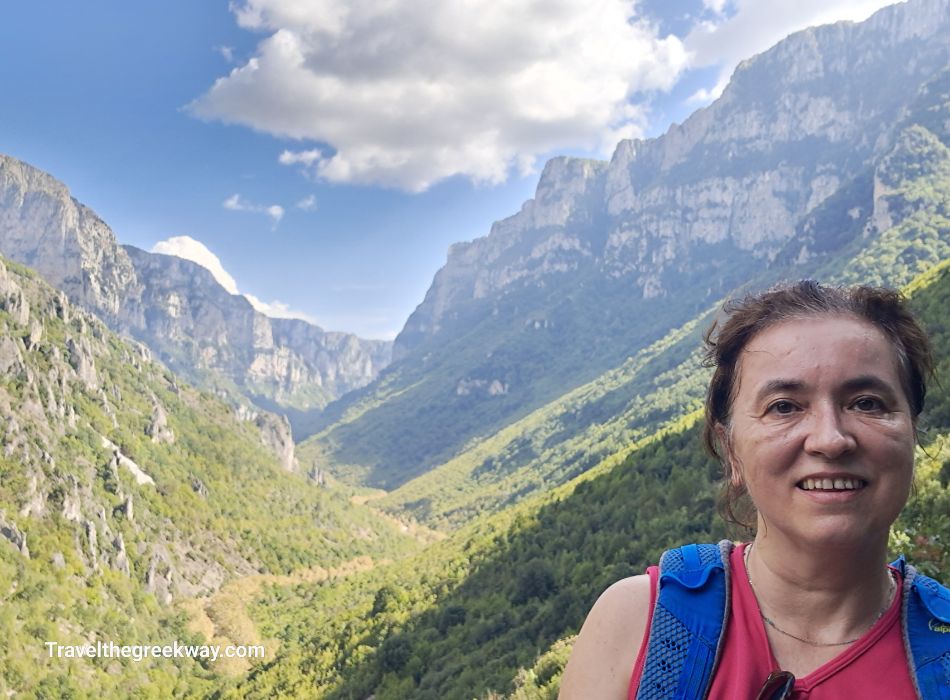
636, 541, 733, 700
891, 557, 950, 700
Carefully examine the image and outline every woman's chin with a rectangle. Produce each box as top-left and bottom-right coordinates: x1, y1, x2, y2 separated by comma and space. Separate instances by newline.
761, 518, 888, 552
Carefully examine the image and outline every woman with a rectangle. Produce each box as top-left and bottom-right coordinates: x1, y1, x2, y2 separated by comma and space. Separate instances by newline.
559, 281, 950, 699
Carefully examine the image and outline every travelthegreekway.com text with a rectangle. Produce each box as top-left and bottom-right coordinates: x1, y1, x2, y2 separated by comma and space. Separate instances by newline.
45, 640, 265, 663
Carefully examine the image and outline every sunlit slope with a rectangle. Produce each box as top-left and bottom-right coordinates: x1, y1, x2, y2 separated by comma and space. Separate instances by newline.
0, 258, 417, 697
227, 259, 950, 700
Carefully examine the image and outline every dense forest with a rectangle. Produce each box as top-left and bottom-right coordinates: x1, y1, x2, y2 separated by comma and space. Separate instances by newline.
217, 261, 950, 699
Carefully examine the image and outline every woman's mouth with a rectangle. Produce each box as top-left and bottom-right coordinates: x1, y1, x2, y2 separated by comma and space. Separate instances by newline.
797, 477, 867, 491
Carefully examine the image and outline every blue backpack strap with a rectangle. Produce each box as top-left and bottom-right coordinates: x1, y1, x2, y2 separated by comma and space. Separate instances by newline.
636, 541, 733, 699
891, 557, 950, 699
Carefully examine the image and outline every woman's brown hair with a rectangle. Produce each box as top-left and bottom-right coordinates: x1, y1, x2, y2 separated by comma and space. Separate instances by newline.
702, 280, 934, 530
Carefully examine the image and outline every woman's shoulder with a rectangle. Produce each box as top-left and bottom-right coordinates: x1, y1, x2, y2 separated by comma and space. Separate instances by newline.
592, 574, 653, 617
559, 574, 654, 699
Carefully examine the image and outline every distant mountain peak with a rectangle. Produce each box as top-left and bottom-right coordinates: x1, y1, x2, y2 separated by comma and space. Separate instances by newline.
0, 154, 391, 417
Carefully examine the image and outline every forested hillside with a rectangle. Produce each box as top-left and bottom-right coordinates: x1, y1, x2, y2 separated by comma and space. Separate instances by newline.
0, 258, 416, 697
222, 262, 950, 699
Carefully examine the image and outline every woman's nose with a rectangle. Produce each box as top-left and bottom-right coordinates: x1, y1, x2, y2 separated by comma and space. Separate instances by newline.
802, 406, 857, 458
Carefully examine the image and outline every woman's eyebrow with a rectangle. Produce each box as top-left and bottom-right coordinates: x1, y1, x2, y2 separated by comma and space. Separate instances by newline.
754, 379, 805, 403
753, 376, 898, 403
840, 375, 898, 397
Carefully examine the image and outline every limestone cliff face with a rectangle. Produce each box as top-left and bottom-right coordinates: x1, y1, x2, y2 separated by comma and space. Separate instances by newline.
395, 0, 950, 356
0, 155, 392, 419
0, 158, 136, 318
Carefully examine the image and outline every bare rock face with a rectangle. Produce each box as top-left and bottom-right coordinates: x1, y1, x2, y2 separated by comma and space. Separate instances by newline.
19, 471, 46, 518
0, 335, 25, 375
247, 409, 298, 472
120, 246, 392, 413
66, 336, 98, 390
0, 158, 136, 318
112, 533, 131, 577
119, 494, 134, 522
61, 476, 83, 522
145, 548, 176, 605
146, 401, 175, 444
0, 510, 30, 558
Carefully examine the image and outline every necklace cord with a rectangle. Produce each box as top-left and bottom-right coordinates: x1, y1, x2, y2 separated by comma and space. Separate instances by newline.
744, 543, 896, 647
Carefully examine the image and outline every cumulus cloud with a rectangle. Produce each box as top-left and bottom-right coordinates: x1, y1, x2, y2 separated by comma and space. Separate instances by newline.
223, 193, 285, 224
151, 236, 317, 324
216, 45, 235, 63
151, 236, 239, 294
188, 0, 688, 192
686, 74, 732, 105
243, 293, 321, 324
702, 0, 731, 15
296, 194, 317, 211
279, 149, 321, 167
684, 0, 895, 104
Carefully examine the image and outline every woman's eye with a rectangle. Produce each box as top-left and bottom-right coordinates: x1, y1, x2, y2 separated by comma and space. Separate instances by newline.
769, 400, 797, 414
853, 397, 883, 411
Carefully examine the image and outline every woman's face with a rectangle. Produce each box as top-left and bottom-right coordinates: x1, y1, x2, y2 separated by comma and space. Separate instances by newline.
724, 315, 916, 549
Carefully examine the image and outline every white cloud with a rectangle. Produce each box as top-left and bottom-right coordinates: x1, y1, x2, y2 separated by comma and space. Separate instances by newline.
686, 73, 731, 105
243, 293, 321, 324
684, 0, 896, 105
222, 193, 245, 210
216, 45, 235, 63
223, 193, 284, 224
151, 236, 319, 325
702, 0, 730, 15
296, 194, 317, 211
188, 0, 689, 192
151, 236, 239, 294
279, 149, 321, 167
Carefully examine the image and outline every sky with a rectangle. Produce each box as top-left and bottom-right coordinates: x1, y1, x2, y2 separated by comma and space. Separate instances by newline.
0, 0, 898, 339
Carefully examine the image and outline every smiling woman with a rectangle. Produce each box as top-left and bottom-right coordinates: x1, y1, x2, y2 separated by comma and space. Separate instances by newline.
559, 281, 950, 700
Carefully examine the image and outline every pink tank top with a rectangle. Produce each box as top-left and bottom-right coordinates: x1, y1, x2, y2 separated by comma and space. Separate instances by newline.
628, 543, 917, 699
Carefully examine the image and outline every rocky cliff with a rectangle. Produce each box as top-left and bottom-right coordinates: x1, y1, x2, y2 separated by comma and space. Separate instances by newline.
397, 0, 950, 357
0, 155, 392, 423
311, 0, 950, 489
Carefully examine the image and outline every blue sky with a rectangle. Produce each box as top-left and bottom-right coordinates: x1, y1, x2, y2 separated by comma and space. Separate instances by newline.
0, 0, 895, 339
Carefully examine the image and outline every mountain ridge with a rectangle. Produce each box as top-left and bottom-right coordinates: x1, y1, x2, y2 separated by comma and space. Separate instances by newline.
304, 0, 950, 495
0, 153, 392, 418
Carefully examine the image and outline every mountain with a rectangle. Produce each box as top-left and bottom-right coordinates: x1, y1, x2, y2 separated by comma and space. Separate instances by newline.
304, 0, 950, 497
224, 259, 950, 699
0, 155, 392, 417
3, 1, 949, 697
0, 255, 415, 696
358, 64, 950, 529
